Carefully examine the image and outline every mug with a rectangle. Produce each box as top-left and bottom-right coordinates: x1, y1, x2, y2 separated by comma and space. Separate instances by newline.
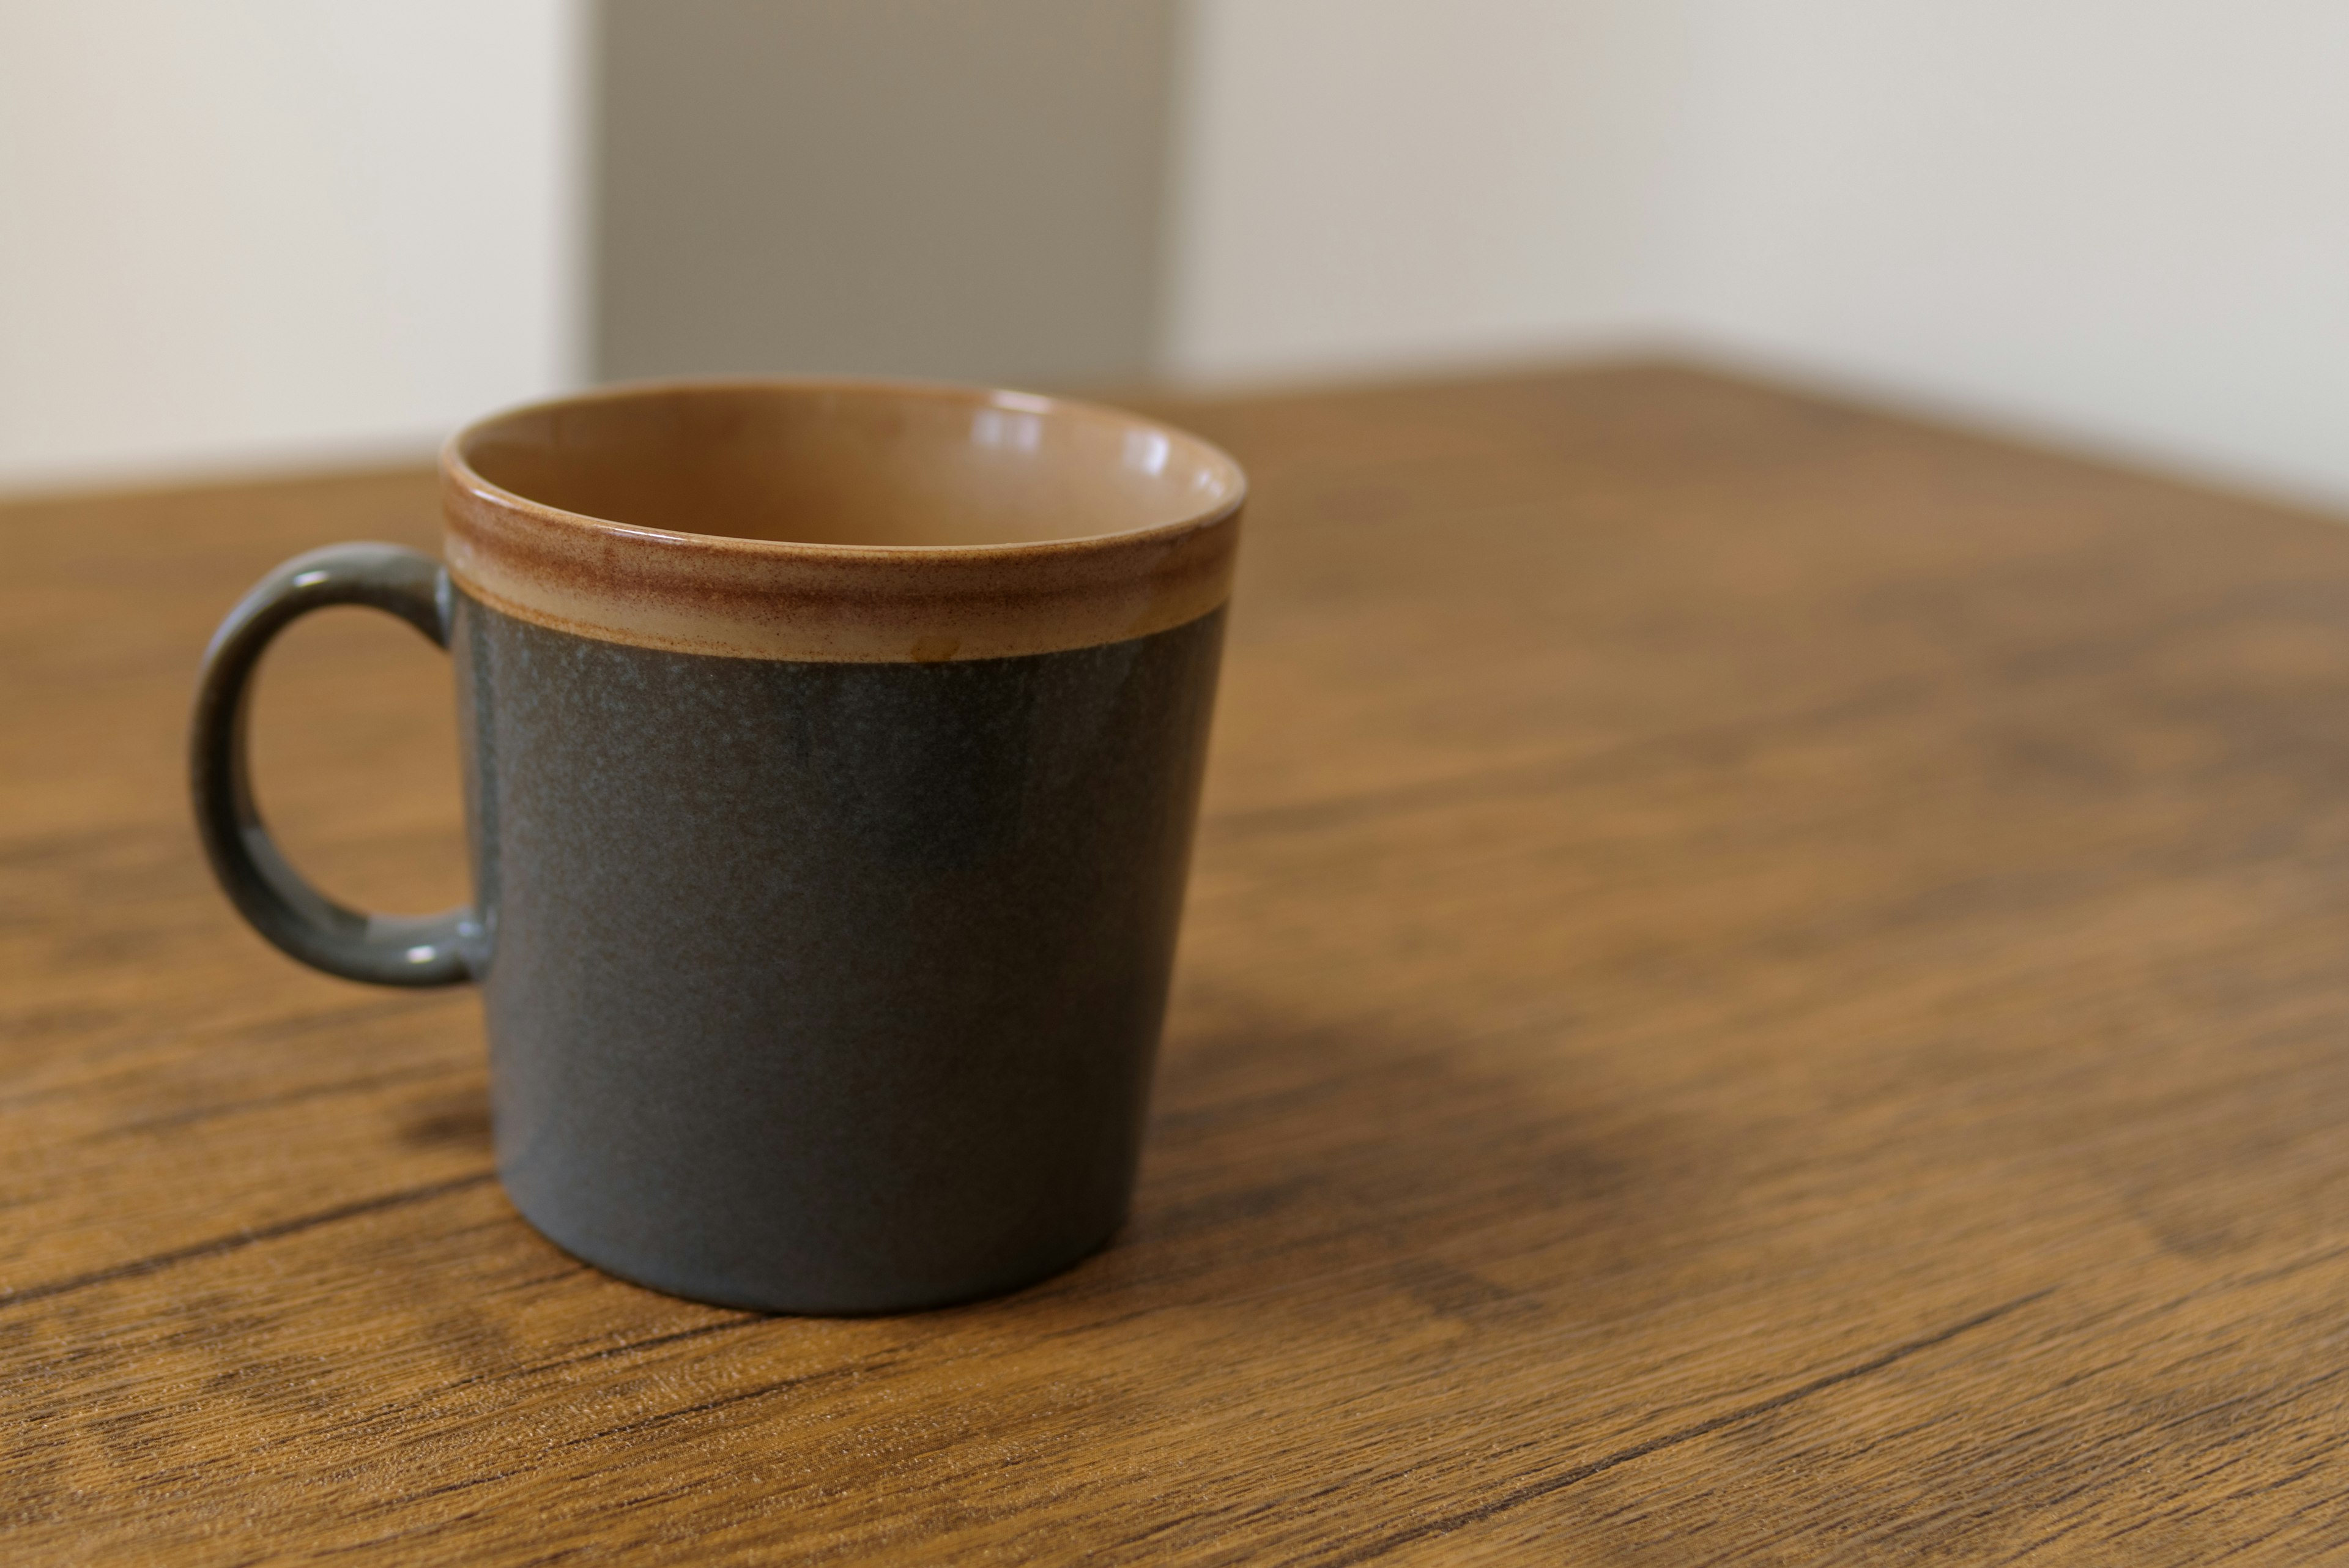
190, 379, 1245, 1313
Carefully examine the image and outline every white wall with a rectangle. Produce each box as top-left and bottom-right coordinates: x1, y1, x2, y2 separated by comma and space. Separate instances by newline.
0, 1, 583, 492
1655, 0, 2349, 508
1162, 0, 1686, 382
11, 3, 2345, 511
1167, 0, 2349, 509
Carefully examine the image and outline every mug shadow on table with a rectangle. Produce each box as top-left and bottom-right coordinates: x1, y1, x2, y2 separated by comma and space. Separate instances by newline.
1042, 984, 1722, 1331
396, 1098, 494, 1155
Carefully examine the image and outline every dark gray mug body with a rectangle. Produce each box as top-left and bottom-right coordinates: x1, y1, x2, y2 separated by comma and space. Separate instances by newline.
453, 596, 1223, 1312
189, 379, 1245, 1313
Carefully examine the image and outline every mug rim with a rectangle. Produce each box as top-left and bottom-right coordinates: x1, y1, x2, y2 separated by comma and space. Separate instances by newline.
436, 376, 1249, 663
439, 374, 1249, 562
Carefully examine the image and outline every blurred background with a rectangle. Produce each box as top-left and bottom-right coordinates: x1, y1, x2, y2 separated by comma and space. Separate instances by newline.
4, 0, 2345, 505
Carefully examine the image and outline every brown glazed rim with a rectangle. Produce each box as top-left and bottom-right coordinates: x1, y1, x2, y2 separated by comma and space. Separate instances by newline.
439, 377, 1247, 663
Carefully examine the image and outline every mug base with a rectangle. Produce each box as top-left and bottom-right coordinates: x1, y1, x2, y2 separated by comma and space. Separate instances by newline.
499, 1173, 1124, 1316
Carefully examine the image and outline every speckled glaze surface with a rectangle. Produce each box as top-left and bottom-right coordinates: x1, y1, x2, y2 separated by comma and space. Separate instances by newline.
190, 379, 1243, 1313
456, 598, 1224, 1312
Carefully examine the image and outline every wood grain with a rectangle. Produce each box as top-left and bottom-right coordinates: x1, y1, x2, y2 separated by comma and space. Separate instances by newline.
6, 364, 2349, 1563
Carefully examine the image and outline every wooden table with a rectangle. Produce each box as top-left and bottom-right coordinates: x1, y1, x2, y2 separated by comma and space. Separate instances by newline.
7, 365, 2348, 1563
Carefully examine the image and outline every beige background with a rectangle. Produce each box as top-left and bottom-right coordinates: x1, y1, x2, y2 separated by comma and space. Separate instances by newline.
0, 0, 582, 491
6, 1, 2349, 511
595, 0, 1178, 390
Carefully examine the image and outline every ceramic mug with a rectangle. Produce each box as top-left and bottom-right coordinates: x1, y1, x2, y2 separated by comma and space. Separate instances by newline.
190, 380, 1245, 1313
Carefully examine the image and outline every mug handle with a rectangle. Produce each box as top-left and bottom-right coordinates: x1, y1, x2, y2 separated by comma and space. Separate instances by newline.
189, 542, 478, 987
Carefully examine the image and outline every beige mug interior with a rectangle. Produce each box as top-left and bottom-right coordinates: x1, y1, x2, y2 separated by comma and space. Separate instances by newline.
456, 380, 1242, 549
